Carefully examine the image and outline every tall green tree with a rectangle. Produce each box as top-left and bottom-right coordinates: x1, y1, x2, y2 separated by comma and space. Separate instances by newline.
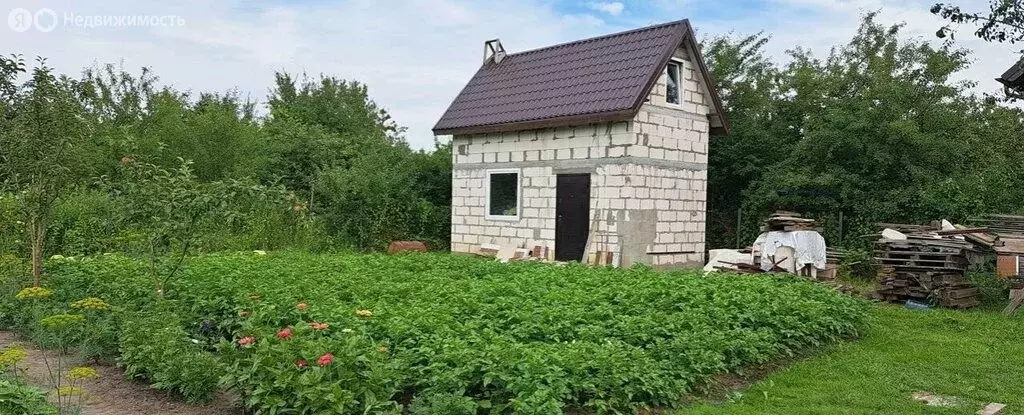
262, 72, 407, 210
933, 0, 1024, 44
703, 14, 1024, 249
703, 33, 792, 247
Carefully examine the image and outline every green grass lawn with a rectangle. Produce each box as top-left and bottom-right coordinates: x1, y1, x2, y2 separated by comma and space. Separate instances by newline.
680, 304, 1024, 414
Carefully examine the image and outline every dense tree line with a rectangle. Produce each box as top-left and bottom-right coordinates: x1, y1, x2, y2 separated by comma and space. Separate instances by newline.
704, 14, 1024, 249
0, 57, 451, 269
3, 13, 1024, 266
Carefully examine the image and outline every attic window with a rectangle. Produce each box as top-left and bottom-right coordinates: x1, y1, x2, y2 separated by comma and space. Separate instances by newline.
666, 61, 681, 105
486, 170, 520, 220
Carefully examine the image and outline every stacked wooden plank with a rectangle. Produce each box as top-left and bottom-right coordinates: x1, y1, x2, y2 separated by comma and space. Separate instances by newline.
970, 214, 1024, 237
761, 211, 821, 232
874, 231, 980, 308
826, 249, 847, 265
965, 214, 1024, 278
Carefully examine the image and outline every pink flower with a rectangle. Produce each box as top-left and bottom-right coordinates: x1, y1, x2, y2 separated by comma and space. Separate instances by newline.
296, 303, 308, 312
276, 327, 293, 340
295, 359, 308, 369
317, 353, 333, 367
238, 336, 256, 347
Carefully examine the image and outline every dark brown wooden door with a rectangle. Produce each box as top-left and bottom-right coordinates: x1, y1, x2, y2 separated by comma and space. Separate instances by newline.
555, 174, 591, 262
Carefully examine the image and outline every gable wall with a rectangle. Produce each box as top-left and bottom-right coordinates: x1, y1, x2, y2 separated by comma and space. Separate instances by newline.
606, 42, 711, 266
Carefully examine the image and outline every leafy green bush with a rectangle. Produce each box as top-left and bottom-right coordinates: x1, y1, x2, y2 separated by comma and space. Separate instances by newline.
0, 376, 57, 415
119, 311, 221, 402
837, 248, 877, 281
43, 252, 868, 413
47, 190, 121, 257
410, 393, 476, 415
968, 271, 1011, 309
0, 254, 29, 329
218, 310, 402, 414
0, 194, 22, 258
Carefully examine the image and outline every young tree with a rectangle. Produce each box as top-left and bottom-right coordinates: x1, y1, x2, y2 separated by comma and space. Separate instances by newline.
0, 56, 94, 285
116, 158, 291, 297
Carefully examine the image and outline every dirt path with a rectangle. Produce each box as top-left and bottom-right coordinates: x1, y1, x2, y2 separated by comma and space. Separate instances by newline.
0, 331, 242, 415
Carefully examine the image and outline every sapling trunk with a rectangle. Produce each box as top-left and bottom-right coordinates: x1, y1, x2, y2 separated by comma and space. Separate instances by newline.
29, 215, 45, 286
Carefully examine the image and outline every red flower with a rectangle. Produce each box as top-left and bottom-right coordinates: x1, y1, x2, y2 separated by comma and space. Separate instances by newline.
276, 327, 293, 340
317, 353, 333, 367
296, 302, 308, 312
309, 321, 329, 331
295, 359, 308, 369
239, 310, 251, 318
238, 336, 256, 347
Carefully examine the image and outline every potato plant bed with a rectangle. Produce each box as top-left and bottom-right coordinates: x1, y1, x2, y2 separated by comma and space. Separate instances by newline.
33, 253, 867, 413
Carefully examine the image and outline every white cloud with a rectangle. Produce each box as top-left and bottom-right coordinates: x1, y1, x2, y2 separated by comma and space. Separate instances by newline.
694, 0, 1019, 99
0, 0, 1016, 150
587, 1, 625, 16
0, 0, 618, 149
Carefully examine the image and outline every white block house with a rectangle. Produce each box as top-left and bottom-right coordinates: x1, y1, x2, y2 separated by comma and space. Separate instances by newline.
433, 19, 729, 267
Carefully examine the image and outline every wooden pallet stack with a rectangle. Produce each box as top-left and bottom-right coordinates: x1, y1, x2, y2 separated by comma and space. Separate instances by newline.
875, 233, 980, 308
761, 211, 821, 232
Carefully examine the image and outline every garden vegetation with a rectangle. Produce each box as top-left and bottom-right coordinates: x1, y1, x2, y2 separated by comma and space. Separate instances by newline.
1, 252, 868, 413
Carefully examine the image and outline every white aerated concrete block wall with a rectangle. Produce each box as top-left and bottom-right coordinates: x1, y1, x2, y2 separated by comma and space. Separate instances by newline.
588, 164, 706, 267
450, 122, 630, 255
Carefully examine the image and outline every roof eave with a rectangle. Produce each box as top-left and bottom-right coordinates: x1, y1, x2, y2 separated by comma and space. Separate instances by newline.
432, 109, 636, 136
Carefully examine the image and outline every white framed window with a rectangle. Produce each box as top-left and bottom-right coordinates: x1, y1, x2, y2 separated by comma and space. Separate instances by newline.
666, 60, 682, 105
485, 169, 520, 221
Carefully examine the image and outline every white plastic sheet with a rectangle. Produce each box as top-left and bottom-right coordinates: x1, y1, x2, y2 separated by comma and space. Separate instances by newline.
757, 231, 827, 271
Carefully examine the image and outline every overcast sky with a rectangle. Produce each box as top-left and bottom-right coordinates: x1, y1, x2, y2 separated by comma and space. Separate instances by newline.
0, 0, 1015, 149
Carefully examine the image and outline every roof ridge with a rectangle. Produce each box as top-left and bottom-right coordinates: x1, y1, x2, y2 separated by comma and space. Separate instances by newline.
505, 19, 687, 58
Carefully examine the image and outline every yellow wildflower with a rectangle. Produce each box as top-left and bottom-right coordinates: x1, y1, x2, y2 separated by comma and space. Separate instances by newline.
0, 347, 27, 368
71, 297, 111, 311
67, 366, 100, 380
40, 314, 86, 330
56, 386, 84, 396
15, 287, 53, 300
355, 309, 373, 317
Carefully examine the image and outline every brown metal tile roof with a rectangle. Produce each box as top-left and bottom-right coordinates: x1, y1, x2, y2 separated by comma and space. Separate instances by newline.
433, 19, 728, 136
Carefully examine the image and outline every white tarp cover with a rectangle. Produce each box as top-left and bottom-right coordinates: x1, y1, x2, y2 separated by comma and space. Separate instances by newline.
757, 230, 827, 271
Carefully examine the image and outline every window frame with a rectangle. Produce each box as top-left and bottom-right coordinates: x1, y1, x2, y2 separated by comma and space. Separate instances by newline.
665, 59, 683, 106
484, 168, 522, 221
